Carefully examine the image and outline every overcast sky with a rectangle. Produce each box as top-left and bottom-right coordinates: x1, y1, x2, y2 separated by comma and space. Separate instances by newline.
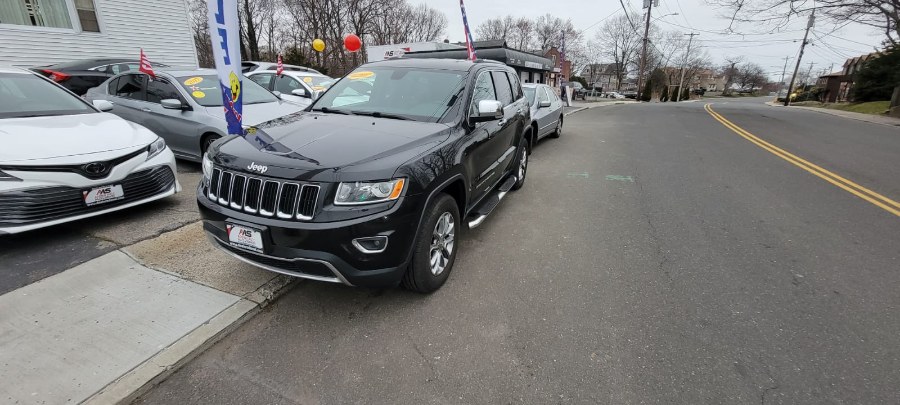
428, 0, 884, 79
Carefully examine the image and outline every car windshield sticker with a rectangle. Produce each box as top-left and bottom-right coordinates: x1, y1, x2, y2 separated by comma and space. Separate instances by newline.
183, 76, 203, 86
311, 86, 326, 91
192, 90, 206, 98
347, 71, 374, 80
303, 77, 313, 83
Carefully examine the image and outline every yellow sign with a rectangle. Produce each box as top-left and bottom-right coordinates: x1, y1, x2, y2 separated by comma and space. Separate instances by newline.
183, 76, 203, 86
311, 86, 326, 91
229, 72, 241, 102
347, 71, 374, 80
192, 90, 206, 98
303, 77, 313, 83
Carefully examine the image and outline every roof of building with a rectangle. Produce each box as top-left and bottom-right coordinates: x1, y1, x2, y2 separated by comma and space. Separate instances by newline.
404, 44, 555, 71
364, 58, 486, 71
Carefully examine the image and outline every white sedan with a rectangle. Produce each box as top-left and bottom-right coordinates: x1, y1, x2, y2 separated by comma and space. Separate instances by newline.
245, 70, 336, 106
0, 67, 180, 234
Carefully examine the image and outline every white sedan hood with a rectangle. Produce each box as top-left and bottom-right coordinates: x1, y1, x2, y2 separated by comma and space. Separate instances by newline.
0, 112, 156, 164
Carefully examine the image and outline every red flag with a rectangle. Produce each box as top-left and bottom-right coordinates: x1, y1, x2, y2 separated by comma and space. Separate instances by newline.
139, 49, 156, 78
277, 54, 283, 76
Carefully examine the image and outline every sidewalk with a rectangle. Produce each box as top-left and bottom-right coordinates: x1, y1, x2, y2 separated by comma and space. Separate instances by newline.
0, 222, 296, 405
767, 102, 900, 127
564, 99, 635, 116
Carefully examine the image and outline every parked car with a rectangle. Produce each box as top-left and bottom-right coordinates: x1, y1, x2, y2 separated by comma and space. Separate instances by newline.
245, 70, 336, 106
622, 90, 638, 99
31, 58, 169, 96
85, 69, 305, 162
0, 67, 179, 234
523, 83, 564, 142
569, 82, 587, 100
241, 61, 322, 75
198, 58, 531, 293
604, 91, 626, 99
692, 87, 707, 96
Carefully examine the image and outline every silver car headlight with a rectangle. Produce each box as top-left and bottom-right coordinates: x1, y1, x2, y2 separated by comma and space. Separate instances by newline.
334, 178, 405, 205
146, 137, 166, 160
202, 153, 213, 186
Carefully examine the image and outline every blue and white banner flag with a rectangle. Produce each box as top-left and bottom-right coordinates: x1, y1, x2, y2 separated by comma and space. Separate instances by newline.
207, 0, 242, 135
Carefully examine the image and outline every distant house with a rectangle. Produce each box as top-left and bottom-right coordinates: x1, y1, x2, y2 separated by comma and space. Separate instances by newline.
582, 63, 623, 90
0, 0, 198, 67
835, 51, 881, 101
689, 69, 727, 92
541, 46, 570, 87
816, 71, 847, 103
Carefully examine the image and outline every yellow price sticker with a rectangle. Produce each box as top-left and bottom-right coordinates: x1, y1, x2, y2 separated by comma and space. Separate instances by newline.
303, 77, 313, 83
347, 71, 374, 80
192, 90, 206, 98
183, 76, 203, 86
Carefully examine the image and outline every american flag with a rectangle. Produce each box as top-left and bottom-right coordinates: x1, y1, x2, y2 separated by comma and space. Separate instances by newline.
139, 48, 155, 79
277, 54, 283, 76
459, 0, 477, 61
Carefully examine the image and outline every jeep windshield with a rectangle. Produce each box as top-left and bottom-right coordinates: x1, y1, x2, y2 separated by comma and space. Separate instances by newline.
311, 67, 466, 122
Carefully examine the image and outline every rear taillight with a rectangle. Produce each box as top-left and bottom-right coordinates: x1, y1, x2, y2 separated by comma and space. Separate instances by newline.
42, 69, 71, 82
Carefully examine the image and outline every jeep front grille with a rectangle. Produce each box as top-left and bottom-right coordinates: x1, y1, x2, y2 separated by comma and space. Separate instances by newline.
208, 168, 319, 220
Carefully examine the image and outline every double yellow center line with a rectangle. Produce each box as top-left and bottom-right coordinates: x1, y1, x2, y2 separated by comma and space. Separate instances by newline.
704, 103, 900, 217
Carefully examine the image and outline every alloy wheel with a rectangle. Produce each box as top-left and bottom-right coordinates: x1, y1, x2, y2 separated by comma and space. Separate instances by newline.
429, 212, 455, 276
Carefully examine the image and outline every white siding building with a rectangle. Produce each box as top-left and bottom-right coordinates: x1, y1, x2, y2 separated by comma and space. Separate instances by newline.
0, 0, 198, 67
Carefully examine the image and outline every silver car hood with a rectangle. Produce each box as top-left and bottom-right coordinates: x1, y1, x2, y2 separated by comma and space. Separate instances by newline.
202, 100, 304, 126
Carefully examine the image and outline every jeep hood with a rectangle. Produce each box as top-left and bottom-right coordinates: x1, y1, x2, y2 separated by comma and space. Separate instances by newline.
214, 112, 450, 182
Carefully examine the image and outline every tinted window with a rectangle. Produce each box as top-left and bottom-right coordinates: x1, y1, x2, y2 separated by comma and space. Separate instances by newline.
470, 71, 496, 116
491, 71, 513, 105
249, 73, 274, 90
0, 73, 94, 119
507, 72, 523, 100
106, 77, 119, 95
274, 75, 303, 94
146, 78, 181, 103
115, 74, 145, 100
111, 63, 139, 75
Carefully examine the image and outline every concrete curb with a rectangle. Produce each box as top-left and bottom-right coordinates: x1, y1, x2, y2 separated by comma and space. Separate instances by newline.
82, 222, 300, 405
564, 101, 632, 117
767, 103, 900, 128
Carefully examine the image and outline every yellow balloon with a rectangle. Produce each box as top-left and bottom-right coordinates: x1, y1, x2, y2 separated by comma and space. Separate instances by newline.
312, 39, 325, 52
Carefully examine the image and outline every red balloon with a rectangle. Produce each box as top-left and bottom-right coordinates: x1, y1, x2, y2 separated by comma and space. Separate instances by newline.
344, 34, 362, 53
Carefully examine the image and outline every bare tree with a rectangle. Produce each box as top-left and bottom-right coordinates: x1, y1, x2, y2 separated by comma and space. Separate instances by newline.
708, 0, 899, 46
721, 55, 745, 95
475, 16, 516, 42
736, 62, 768, 90
594, 13, 643, 90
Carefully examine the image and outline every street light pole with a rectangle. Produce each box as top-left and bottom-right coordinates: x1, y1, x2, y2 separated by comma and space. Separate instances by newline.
676, 32, 698, 102
635, 0, 653, 101
784, 10, 815, 106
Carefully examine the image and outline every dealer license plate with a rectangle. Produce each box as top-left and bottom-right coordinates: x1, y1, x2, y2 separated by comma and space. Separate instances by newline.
227, 223, 264, 253
83, 184, 124, 206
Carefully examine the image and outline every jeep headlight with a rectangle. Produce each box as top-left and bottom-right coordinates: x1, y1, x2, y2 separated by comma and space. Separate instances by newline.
201, 153, 213, 185
335, 178, 405, 205
146, 137, 166, 160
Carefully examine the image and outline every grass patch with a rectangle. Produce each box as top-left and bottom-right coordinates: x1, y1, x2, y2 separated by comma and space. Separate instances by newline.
827, 101, 891, 115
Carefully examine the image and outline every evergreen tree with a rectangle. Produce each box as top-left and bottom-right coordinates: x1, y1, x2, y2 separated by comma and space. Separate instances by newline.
852, 47, 900, 102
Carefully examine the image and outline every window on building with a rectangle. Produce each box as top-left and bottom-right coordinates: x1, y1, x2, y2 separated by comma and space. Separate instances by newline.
1, 0, 72, 28
0, 0, 99, 31
74, 0, 99, 32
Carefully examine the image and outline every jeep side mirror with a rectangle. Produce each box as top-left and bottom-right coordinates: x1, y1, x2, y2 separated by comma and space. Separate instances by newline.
471, 100, 503, 122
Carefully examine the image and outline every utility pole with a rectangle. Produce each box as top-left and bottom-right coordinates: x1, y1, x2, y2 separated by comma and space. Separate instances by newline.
636, 0, 654, 101
779, 56, 791, 86
784, 10, 815, 106
676, 32, 698, 101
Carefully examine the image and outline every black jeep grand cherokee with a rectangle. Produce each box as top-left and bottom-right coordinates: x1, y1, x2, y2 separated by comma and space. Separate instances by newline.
198, 59, 531, 292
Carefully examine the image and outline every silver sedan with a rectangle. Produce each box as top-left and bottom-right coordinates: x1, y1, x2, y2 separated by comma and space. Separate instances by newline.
522, 83, 564, 146
86, 68, 305, 161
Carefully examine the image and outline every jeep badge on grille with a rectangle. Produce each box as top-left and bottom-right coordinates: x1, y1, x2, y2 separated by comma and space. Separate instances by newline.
247, 162, 268, 174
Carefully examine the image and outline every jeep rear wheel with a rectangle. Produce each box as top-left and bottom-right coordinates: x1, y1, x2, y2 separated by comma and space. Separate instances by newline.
402, 194, 460, 293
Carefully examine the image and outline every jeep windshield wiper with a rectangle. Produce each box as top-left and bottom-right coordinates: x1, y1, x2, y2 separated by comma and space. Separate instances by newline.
311, 107, 350, 115
348, 110, 412, 121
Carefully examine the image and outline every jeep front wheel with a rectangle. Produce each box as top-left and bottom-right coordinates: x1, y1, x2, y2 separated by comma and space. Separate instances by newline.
402, 194, 460, 293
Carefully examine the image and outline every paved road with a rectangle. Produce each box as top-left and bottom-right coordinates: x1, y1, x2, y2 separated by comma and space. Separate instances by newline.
137, 98, 900, 404
0, 162, 201, 295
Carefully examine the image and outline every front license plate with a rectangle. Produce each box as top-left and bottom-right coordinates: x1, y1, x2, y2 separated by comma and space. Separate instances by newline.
226, 223, 264, 253
83, 184, 124, 206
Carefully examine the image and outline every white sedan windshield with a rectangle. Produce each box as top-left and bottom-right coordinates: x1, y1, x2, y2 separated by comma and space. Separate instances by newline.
0, 73, 94, 119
